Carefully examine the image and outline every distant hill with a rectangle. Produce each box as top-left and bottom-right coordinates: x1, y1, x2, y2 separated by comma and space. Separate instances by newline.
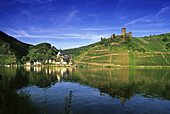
1, 30, 170, 66
0, 31, 59, 64
26, 43, 58, 61
0, 31, 31, 64
63, 33, 170, 66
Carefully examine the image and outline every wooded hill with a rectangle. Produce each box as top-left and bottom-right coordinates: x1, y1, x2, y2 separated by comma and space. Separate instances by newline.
0, 31, 58, 64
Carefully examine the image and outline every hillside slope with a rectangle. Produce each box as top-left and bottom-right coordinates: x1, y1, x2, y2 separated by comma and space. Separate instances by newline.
0, 31, 31, 64
64, 33, 170, 66
0, 31, 59, 64
26, 43, 58, 61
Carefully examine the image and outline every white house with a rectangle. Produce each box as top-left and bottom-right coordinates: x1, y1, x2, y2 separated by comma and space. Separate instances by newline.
34, 61, 41, 66
49, 59, 52, 63
57, 51, 61, 58
26, 61, 34, 66
45, 60, 49, 63
61, 59, 67, 65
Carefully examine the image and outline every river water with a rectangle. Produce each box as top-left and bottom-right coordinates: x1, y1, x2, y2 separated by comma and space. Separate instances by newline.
0, 66, 170, 114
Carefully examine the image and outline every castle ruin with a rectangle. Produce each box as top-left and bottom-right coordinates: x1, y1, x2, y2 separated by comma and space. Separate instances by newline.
121, 28, 132, 38
102, 28, 132, 42
110, 28, 132, 39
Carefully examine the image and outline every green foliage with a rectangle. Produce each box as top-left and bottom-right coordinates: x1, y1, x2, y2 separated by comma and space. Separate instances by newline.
129, 52, 135, 66
125, 36, 130, 42
82, 56, 109, 63
0, 31, 31, 64
21, 56, 29, 63
134, 53, 169, 66
0, 90, 41, 114
0, 55, 17, 64
63, 44, 94, 56
164, 54, 170, 63
77, 63, 88, 66
64, 91, 73, 114
27, 43, 58, 60
166, 43, 170, 48
162, 37, 168, 42
86, 52, 110, 56
29, 43, 51, 50
2, 43, 10, 49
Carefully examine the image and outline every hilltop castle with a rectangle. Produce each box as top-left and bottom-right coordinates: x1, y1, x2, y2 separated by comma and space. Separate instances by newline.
121, 28, 132, 38
101, 28, 132, 42
111, 28, 132, 38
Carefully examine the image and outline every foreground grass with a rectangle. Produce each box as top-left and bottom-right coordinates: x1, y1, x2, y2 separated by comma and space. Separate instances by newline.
0, 90, 41, 114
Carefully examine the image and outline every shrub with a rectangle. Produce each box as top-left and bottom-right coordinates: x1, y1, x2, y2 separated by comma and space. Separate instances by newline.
162, 37, 168, 42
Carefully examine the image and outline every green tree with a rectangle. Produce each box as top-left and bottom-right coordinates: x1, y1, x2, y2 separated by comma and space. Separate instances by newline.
162, 37, 168, 42
166, 43, 170, 49
21, 56, 29, 64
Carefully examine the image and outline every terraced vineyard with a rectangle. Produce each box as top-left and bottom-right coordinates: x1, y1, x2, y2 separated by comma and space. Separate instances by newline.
65, 33, 170, 67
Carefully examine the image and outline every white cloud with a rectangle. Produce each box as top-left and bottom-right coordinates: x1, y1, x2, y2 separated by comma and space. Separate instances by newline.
124, 6, 170, 26
124, 16, 151, 26
28, 27, 120, 34
8, 29, 30, 37
8, 29, 110, 40
132, 29, 170, 33
66, 9, 79, 23
79, 27, 120, 31
155, 6, 169, 16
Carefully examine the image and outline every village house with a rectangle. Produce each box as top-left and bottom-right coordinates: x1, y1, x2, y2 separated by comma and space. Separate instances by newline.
26, 60, 34, 66
55, 58, 61, 65
57, 51, 61, 58
61, 58, 67, 65
25, 50, 72, 66
34, 60, 41, 66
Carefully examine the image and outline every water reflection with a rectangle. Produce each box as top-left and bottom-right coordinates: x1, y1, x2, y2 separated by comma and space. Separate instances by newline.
24, 67, 170, 104
0, 66, 170, 113
73, 68, 170, 104
0, 74, 2, 80
1, 66, 170, 102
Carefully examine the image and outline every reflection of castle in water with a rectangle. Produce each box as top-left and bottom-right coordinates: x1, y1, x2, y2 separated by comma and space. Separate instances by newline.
25, 66, 72, 82
75, 68, 131, 105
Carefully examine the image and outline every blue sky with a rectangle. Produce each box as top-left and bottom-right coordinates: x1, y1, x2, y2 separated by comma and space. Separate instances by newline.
0, 0, 170, 49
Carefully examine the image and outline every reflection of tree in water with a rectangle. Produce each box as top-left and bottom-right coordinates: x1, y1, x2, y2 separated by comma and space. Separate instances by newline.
0, 66, 73, 89
1, 66, 170, 106
24, 66, 73, 88
69, 68, 170, 105
0, 67, 40, 114
0, 66, 74, 113
0, 67, 29, 91
64, 90, 73, 114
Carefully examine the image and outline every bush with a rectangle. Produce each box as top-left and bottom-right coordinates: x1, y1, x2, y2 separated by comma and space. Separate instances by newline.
162, 37, 168, 42
21, 56, 29, 64
166, 43, 170, 48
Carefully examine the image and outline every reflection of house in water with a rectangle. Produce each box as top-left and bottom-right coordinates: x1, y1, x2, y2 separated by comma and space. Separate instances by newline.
26, 60, 34, 66
57, 74, 61, 82
44, 67, 72, 82
34, 67, 42, 73
26, 66, 31, 72
24, 66, 72, 82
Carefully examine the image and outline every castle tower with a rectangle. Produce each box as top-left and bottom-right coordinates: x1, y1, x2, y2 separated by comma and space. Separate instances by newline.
129, 32, 132, 38
111, 34, 115, 38
122, 28, 126, 36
